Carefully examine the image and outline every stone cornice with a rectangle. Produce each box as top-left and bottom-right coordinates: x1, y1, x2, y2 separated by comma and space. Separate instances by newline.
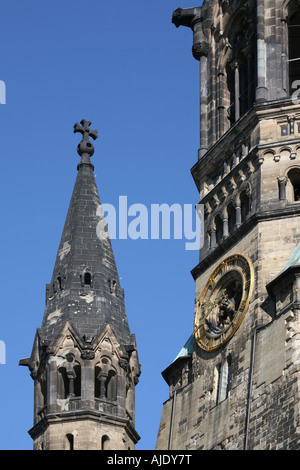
191, 204, 300, 280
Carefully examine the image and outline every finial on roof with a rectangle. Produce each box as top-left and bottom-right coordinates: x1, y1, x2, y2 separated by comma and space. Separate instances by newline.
74, 119, 98, 168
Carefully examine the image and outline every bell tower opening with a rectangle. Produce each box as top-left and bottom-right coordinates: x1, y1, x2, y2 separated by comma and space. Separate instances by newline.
226, 14, 257, 125
288, 6, 300, 92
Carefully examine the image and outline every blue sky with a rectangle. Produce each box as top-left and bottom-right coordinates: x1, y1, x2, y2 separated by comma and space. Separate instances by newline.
0, 1, 202, 450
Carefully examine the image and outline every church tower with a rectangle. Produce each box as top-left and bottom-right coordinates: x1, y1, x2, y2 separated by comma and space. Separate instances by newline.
20, 120, 141, 450
156, 0, 300, 450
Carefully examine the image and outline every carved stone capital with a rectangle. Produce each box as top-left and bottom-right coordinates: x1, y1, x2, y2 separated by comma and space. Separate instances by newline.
192, 41, 210, 60
277, 176, 287, 185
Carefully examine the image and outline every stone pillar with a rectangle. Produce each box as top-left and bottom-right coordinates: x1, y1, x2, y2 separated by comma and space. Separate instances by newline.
199, 53, 209, 157
234, 62, 240, 121
48, 359, 58, 413
235, 200, 242, 228
171, 7, 210, 158
210, 226, 217, 250
81, 357, 95, 408
223, 212, 229, 238
281, 18, 289, 96
67, 370, 75, 397
192, 19, 210, 159
278, 176, 287, 200
217, 68, 226, 138
99, 374, 107, 398
33, 378, 39, 425
256, 0, 268, 101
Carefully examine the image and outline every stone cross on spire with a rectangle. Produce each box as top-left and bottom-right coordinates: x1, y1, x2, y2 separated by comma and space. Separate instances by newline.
74, 119, 98, 168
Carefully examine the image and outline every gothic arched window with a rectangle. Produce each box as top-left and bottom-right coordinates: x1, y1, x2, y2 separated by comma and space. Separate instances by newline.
73, 365, 81, 397
287, 168, 300, 202
240, 190, 251, 222
95, 366, 117, 400
106, 370, 117, 401
58, 367, 69, 399
226, 14, 256, 124
214, 355, 232, 404
81, 269, 93, 288
215, 214, 223, 246
227, 202, 236, 234
58, 362, 81, 399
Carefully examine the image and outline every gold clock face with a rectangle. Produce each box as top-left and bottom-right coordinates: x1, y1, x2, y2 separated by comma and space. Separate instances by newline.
194, 254, 254, 352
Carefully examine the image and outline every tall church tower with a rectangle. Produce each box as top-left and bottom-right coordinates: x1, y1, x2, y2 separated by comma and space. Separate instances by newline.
20, 120, 141, 450
156, 0, 300, 450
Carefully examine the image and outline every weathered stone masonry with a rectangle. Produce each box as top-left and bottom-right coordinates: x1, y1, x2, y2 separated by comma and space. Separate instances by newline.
156, 0, 300, 450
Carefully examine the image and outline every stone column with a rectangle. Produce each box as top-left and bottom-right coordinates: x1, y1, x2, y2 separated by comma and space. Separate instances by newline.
235, 200, 242, 228
67, 370, 75, 397
278, 176, 287, 200
217, 68, 226, 138
234, 61, 240, 121
209, 226, 217, 250
171, 7, 210, 158
192, 19, 210, 159
223, 211, 229, 238
48, 359, 58, 413
256, 0, 268, 101
81, 353, 95, 408
281, 18, 289, 95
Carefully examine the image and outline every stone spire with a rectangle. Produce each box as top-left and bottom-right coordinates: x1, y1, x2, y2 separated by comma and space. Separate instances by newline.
20, 120, 140, 450
39, 119, 131, 346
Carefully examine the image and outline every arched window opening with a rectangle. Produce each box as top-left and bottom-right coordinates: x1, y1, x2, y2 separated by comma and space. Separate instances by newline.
237, 52, 249, 118
95, 366, 117, 400
215, 355, 232, 405
288, 7, 300, 93
287, 168, 300, 201
95, 366, 102, 399
73, 365, 81, 397
66, 434, 74, 450
226, 62, 236, 124
227, 203, 236, 234
53, 273, 65, 293
101, 435, 110, 450
58, 367, 69, 399
215, 214, 223, 246
84, 272, 91, 286
58, 364, 81, 399
57, 276, 62, 290
106, 370, 117, 401
226, 18, 256, 125
240, 190, 251, 222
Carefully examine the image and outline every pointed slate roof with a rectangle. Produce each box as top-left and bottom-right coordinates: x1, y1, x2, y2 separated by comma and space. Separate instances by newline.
40, 120, 131, 346
267, 242, 300, 296
173, 334, 194, 362
161, 334, 194, 386
279, 242, 300, 274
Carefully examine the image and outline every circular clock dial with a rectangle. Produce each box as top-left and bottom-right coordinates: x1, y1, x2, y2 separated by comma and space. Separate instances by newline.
194, 254, 254, 352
